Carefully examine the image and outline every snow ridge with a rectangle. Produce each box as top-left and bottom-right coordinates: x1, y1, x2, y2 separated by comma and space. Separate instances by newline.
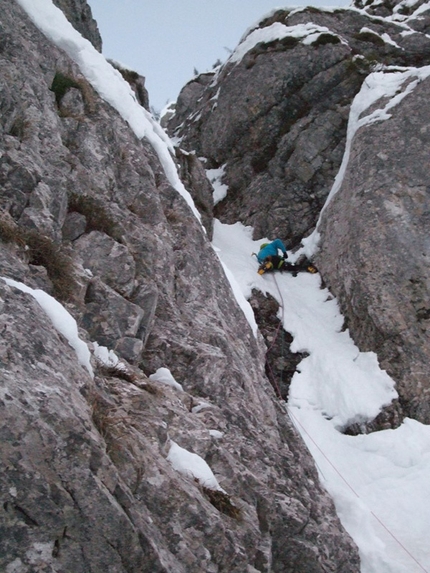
16, 0, 202, 225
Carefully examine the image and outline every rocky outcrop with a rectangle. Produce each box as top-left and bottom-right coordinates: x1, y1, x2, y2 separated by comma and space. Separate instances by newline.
108, 60, 150, 110
0, 0, 360, 571
250, 290, 306, 400
52, 0, 102, 51
167, 0, 430, 424
168, 0, 430, 247
316, 72, 430, 423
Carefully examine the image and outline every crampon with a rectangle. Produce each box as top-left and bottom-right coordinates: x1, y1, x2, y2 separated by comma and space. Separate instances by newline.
258, 257, 318, 276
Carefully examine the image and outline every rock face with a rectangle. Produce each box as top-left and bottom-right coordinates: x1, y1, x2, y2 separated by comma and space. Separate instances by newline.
168, 0, 430, 247
317, 73, 430, 423
109, 60, 150, 110
0, 1, 360, 572
168, 0, 430, 424
52, 0, 102, 51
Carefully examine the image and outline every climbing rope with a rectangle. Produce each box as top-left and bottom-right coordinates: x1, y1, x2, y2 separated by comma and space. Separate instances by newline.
286, 404, 429, 573
268, 272, 429, 573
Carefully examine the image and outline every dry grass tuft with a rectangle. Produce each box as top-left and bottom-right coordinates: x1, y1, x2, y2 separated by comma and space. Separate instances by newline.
202, 486, 241, 520
25, 232, 76, 300
96, 362, 137, 383
140, 382, 160, 395
89, 392, 131, 455
0, 214, 26, 246
0, 213, 76, 301
9, 114, 31, 140
50, 72, 81, 106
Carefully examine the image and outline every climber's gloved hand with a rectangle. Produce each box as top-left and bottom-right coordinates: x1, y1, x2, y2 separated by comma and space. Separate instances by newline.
283, 252, 288, 260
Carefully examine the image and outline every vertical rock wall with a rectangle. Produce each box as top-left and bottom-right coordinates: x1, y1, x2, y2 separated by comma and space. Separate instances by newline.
0, 1, 360, 571
317, 74, 430, 423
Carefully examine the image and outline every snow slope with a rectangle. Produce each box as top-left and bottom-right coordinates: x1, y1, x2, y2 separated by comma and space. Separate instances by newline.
213, 219, 430, 573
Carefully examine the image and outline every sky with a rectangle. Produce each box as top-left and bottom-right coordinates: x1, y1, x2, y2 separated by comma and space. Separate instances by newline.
87, 0, 351, 112
14, 1, 430, 571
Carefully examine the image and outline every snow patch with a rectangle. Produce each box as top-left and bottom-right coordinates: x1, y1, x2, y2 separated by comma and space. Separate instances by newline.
209, 430, 224, 439
218, 258, 258, 338
2, 277, 93, 377
93, 342, 128, 373
229, 22, 340, 65
167, 440, 225, 491
206, 164, 228, 205
149, 367, 183, 391
192, 402, 213, 414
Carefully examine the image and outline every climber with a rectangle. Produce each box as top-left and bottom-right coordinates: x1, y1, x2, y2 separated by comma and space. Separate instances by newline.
256, 238, 289, 264
256, 238, 297, 275
255, 238, 318, 276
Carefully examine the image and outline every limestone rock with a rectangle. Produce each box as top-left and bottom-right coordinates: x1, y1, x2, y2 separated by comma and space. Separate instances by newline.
62, 211, 87, 241
317, 74, 430, 423
74, 231, 136, 298
168, 4, 430, 246
109, 60, 150, 110
0, 0, 360, 571
82, 277, 144, 349
175, 147, 214, 238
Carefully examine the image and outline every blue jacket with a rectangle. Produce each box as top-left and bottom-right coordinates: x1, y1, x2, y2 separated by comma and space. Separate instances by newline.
257, 239, 287, 263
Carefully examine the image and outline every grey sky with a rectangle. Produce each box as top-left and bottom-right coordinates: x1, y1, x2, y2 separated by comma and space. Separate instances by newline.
88, 0, 351, 112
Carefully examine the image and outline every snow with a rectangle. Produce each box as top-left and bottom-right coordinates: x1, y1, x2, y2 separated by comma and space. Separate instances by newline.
402, 0, 430, 19
167, 440, 225, 491
192, 401, 213, 414
359, 27, 403, 48
2, 277, 93, 377
93, 342, 120, 368
16, 0, 202, 225
301, 65, 430, 258
93, 342, 128, 374
215, 255, 259, 338
228, 22, 340, 65
208, 430, 224, 439
213, 219, 430, 573
380, 32, 403, 48
149, 367, 184, 391
206, 164, 228, 205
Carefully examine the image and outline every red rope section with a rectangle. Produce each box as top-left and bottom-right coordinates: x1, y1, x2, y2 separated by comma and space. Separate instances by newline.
262, 271, 428, 572
286, 406, 429, 573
